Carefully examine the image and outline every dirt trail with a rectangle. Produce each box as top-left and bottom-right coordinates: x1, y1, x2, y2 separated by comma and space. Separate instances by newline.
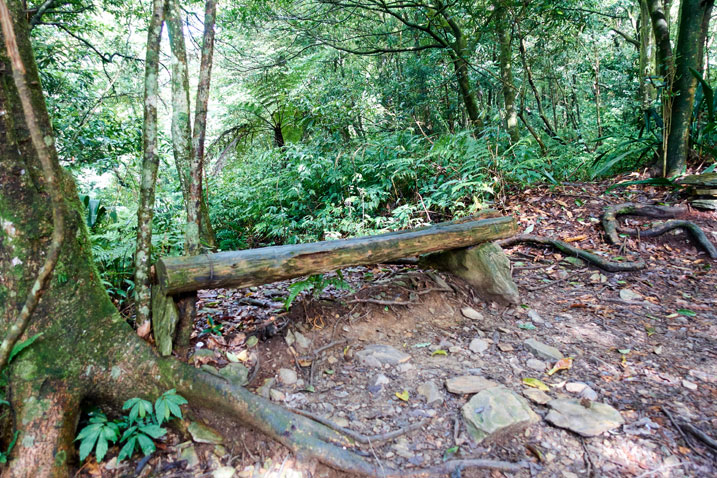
86, 179, 717, 477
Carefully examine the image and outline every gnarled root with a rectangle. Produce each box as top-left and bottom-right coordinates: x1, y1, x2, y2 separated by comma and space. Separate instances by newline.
621, 220, 717, 259
601, 202, 687, 244
602, 203, 716, 258
498, 235, 645, 272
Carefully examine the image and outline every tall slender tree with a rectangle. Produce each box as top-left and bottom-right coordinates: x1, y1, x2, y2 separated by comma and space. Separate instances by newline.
134, 0, 166, 329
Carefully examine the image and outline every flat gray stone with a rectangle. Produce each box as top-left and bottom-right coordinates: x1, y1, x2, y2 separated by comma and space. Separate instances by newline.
524, 338, 563, 361
446, 375, 499, 395
566, 382, 598, 400
294, 331, 311, 350
417, 381, 444, 405
528, 309, 544, 324
523, 388, 551, 405
545, 399, 624, 437
462, 386, 539, 444
278, 368, 298, 385
461, 307, 484, 321
469, 338, 489, 354
257, 377, 275, 398
188, 421, 224, 444
356, 344, 411, 367
374, 374, 390, 386
218, 363, 249, 385
179, 443, 199, 467
270, 389, 285, 402
526, 358, 547, 371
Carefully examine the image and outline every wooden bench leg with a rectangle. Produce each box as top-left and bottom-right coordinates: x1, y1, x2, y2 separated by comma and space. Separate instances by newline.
420, 242, 520, 305
174, 293, 197, 358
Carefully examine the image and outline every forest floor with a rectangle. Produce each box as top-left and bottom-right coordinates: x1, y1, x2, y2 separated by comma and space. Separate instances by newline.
84, 177, 717, 478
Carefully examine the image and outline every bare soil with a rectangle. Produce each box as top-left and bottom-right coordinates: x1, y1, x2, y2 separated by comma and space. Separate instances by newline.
84, 178, 717, 477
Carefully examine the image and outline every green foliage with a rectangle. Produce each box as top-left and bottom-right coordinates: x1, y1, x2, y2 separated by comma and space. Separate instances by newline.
7, 333, 43, 364
0, 431, 19, 464
284, 271, 352, 310
75, 411, 120, 462
75, 390, 186, 464
212, 128, 590, 249
200, 317, 223, 337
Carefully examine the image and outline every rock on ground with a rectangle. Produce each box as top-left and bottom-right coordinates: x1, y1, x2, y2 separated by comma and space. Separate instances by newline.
462, 386, 539, 444
278, 368, 298, 385
523, 388, 552, 405
461, 306, 484, 321
524, 338, 563, 361
545, 399, 625, 437
446, 375, 499, 395
356, 344, 411, 367
469, 338, 489, 354
417, 381, 444, 405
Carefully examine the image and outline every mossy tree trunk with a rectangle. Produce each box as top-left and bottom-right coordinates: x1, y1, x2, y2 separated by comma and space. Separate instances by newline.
0, 5, 387, 477
496, 1, 519, 144
133, 0, 165, 328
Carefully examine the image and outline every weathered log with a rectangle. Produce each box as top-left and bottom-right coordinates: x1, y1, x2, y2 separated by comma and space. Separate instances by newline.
421, 242, 520, 305
156, 216, 517, 295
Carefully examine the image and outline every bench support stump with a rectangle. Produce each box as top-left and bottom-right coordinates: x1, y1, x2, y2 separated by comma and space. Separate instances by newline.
421, 242, 520, 305
151, 284, 180, 356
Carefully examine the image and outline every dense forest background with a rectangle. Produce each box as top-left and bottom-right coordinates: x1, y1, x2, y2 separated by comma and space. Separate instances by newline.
28, 0, 716, 306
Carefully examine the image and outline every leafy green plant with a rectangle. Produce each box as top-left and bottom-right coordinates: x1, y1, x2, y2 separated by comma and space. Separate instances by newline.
0, 431, 19, 464
200, 316, 223, 337
75, 389, 186, 464
284, 271, 352, 310
75, 411, 120, 463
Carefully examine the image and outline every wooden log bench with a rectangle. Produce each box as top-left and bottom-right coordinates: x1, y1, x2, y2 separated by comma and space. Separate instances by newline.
152, 212, 519, 356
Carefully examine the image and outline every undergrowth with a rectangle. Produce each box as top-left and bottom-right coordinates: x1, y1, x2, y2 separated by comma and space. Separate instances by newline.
210, 129, 592, 249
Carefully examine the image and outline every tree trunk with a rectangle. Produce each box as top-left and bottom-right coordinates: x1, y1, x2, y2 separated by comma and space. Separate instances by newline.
0, 5, 401, 477
439, 6, 481, 131
646, 0, 673, 81
191, 0, 218, 252
496, 2, 519, 143
663, 0, 714, 176
519, 36, 560, 141
639, 0, 656, 111
134, 0, 165, 327
166, 0, 216, 251
592, 49, 604, 141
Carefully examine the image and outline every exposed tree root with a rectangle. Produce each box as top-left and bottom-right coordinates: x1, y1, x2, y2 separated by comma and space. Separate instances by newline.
391, 458, 531, 477
621, 220, 717, 259
498, 235, 646, 272
601, 203, 716, 258
601, 202, 687, 244
289, 406, 430, 445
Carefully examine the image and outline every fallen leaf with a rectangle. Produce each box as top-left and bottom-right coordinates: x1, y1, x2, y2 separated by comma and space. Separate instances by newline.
547, 357, 573, 376
226, 351, 240, 363
522, 378, 550, 391
246, 336, 259, 348
564, 234, 588, 243
431, 349, 448, 356
395, 390, 409, 401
